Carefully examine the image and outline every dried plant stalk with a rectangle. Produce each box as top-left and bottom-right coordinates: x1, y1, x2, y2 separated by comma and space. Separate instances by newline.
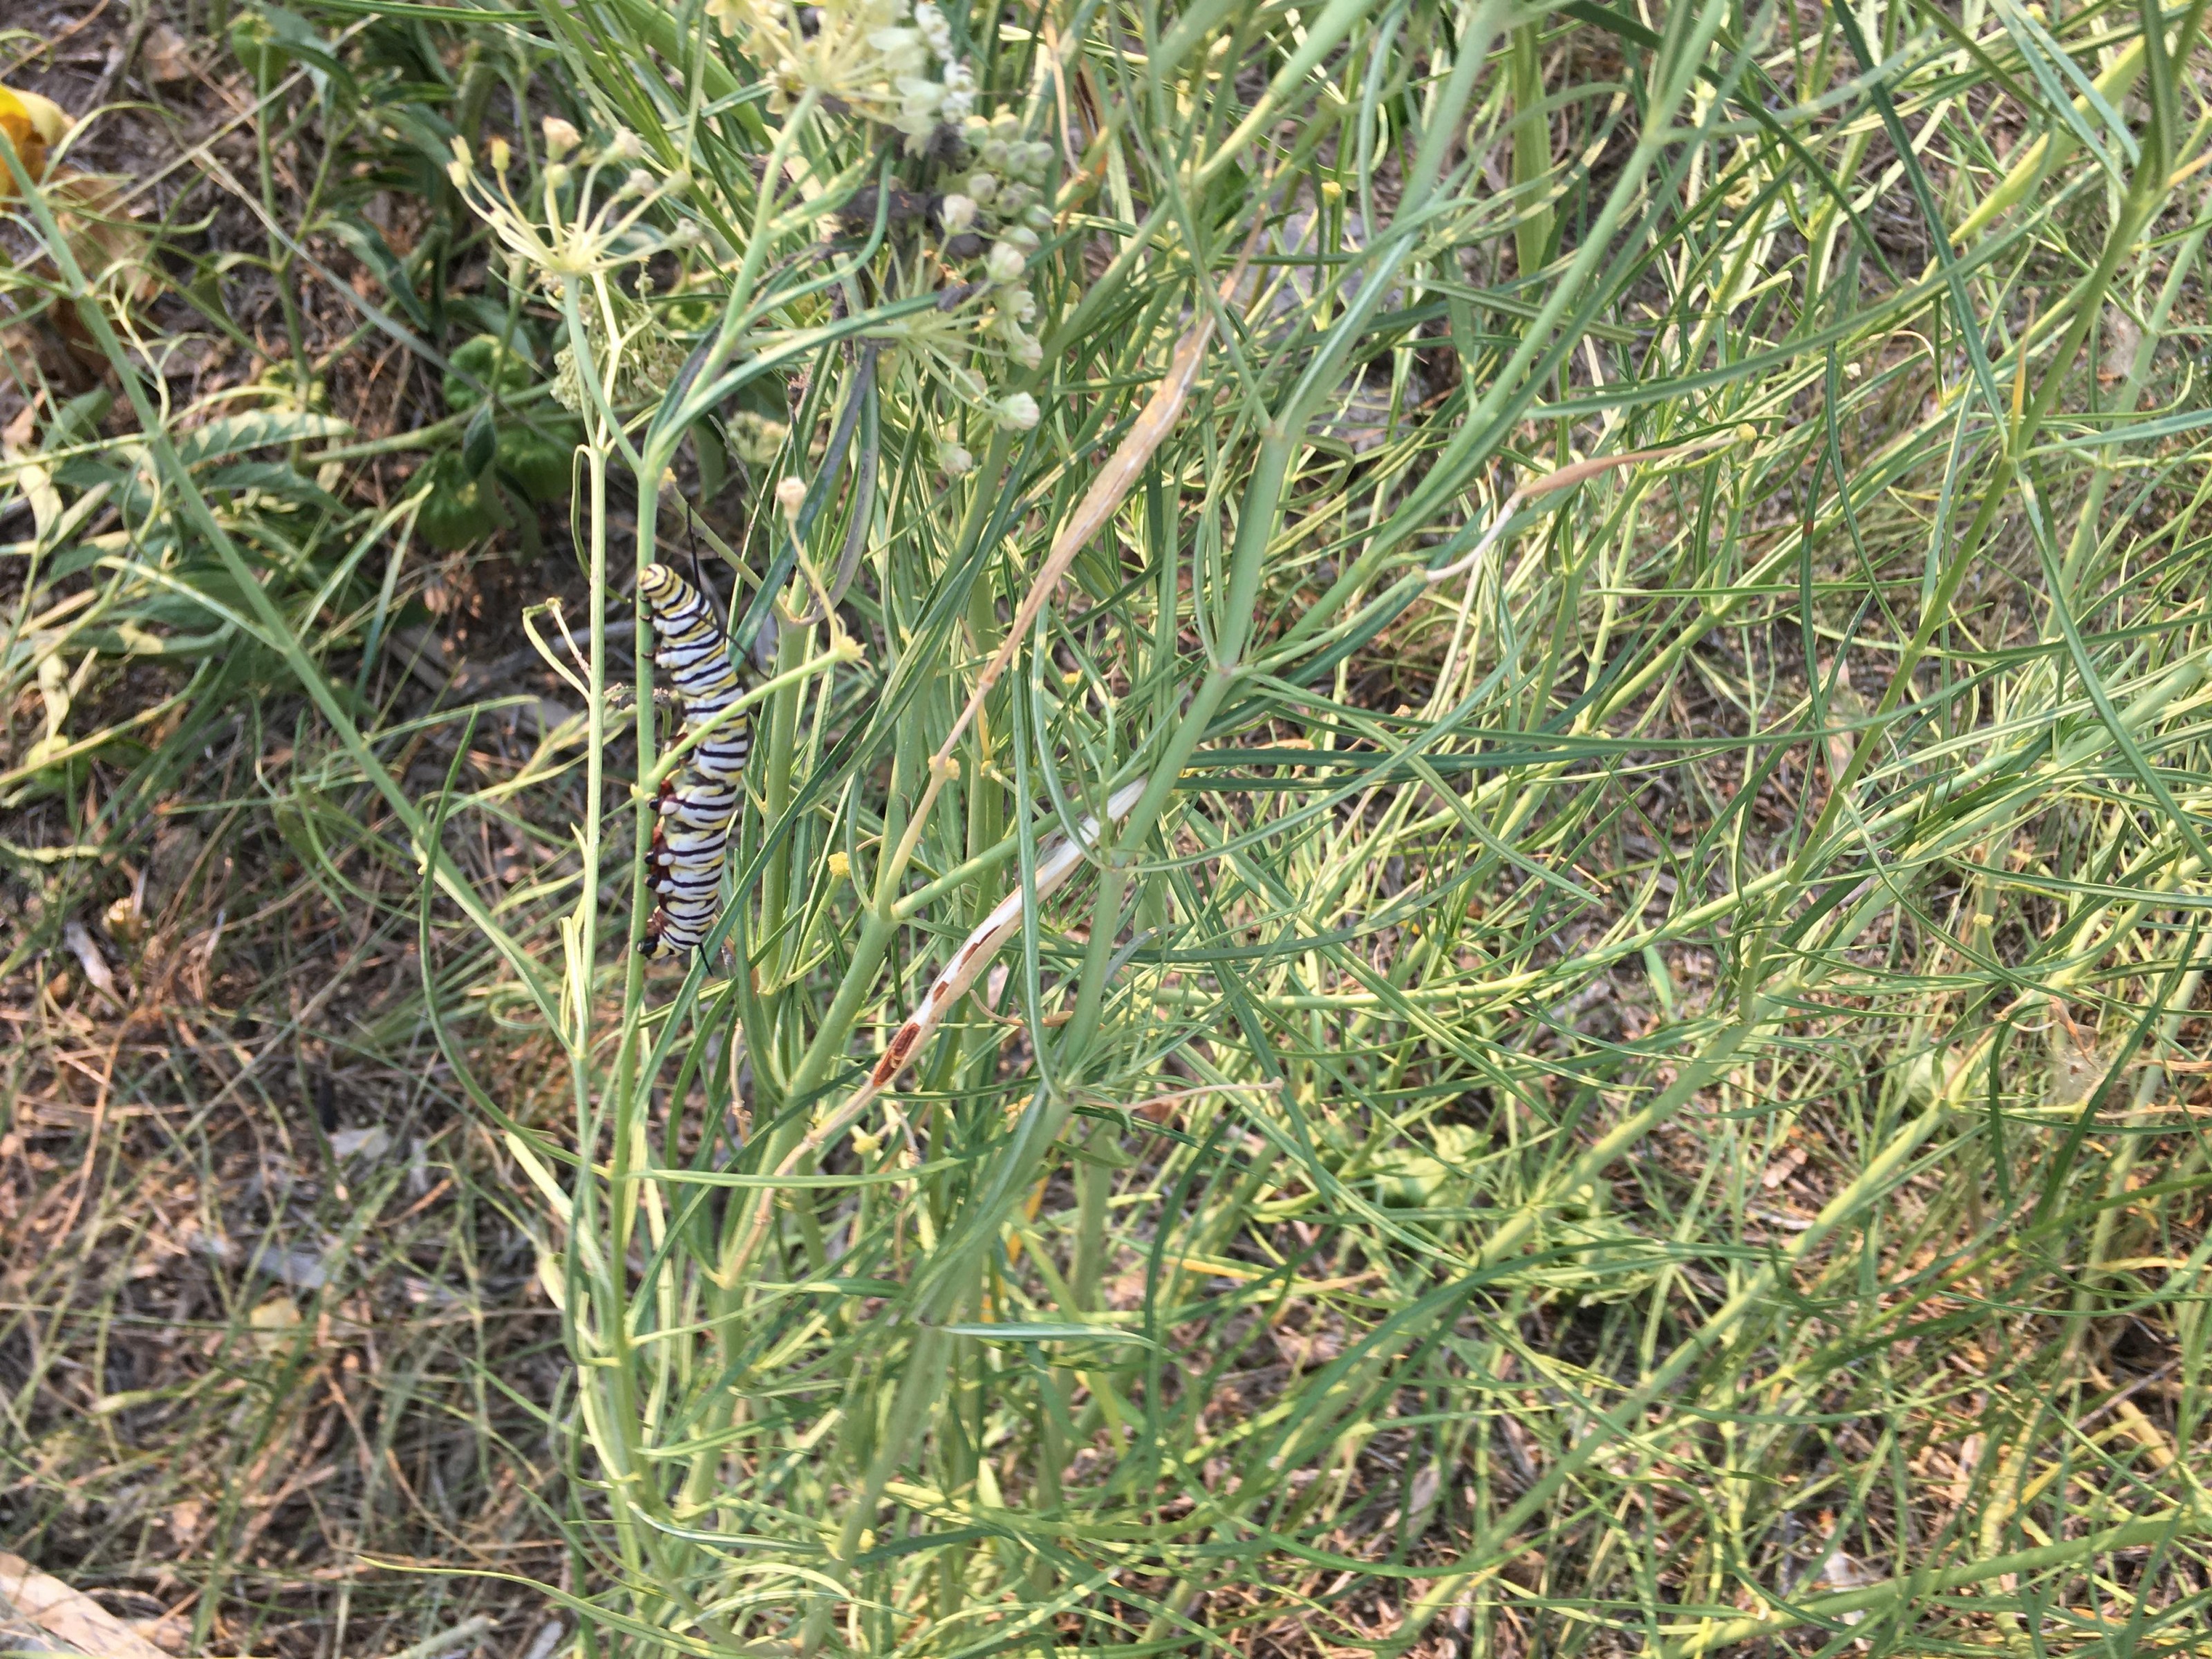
720, 777, 1147, 1280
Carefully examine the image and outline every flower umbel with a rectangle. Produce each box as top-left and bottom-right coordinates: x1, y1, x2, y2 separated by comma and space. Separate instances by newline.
447, 129, 689, 279
706, 0, 973, 142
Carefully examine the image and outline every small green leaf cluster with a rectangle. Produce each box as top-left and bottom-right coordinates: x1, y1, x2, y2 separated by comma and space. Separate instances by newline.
418, 334, 579, 550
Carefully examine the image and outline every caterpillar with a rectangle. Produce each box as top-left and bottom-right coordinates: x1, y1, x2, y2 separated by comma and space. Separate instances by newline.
637, 562, 751, 959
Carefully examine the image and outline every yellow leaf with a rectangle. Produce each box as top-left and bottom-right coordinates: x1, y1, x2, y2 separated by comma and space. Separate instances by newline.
248, 1293, 303, 1354
0, 84, 71, 191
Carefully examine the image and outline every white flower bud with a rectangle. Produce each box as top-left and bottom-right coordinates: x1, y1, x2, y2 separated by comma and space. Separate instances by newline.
939, 60, 975, 118
542, 116, 581, 160
995, 392, 1040, 431
489, 136, 512, 174
1012, 332, 1042, 370
545, 162, 572, 189
776, 476, 807, 518
980, 138, 1010, 170
984, 240, 1026, 283
624, 168, 655, 196
914, 1, 952, 55
605, 128, 644, 162
940, 440, 974, 476
1020, 139, 1056, 176
1022, 202, 1053, 230
964, 171, 998, 205
940, 193, 977, 235
1002, 225, 1040, 252
991, 111, 1020, 142
870, 25, 925, 74
1004, 285, 1036, 324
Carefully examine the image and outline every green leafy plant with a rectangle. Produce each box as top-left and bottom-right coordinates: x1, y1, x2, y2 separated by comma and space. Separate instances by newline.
1, 12, 598, 1656
420, 333, 580, 549
395, 0, 2212, 1648
14, 0, 2212, 1653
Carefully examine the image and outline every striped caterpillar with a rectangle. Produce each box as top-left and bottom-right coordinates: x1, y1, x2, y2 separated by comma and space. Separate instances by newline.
637, 563, 751, 959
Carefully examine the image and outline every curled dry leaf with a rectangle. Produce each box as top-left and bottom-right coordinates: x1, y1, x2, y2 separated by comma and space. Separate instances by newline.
0, 1553, 171, 1659
60, 919, 119, 1000
142, 24, 195, 86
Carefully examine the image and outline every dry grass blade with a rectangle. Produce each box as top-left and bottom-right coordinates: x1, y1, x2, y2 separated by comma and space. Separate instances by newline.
1423, 433, 1738, 585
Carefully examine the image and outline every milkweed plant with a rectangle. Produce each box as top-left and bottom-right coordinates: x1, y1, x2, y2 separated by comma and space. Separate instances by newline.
427, 0, 2212, 1653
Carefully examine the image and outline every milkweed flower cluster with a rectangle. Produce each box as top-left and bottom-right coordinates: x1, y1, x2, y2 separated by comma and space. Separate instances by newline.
446, 120, 697, 279
549, 286, 688, 413
941, 107, 1058, 341
443, 118, 700, 413
706, 0, 975, 148
939, 111, 1057, 245
880, 109, 1060, 467
869, 274, 1043, 472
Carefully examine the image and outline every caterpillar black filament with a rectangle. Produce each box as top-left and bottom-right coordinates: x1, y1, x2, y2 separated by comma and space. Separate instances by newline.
637, 563, 751, 959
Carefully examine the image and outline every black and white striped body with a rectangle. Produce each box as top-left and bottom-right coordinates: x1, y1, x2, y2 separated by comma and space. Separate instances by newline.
637, 563, 751, 958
